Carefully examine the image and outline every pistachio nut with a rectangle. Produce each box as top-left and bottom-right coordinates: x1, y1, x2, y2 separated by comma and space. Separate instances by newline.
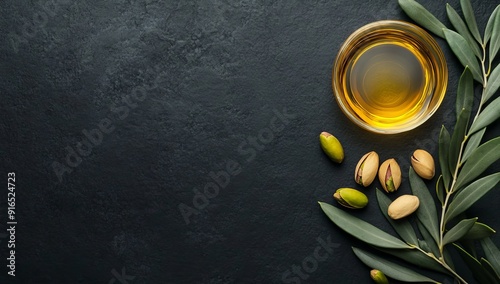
354, 151, 379, 187
333, 188, 368, 209
370, 269, 389, 284
388, 195, 420, 220
378, 158, 402, 193
411, 149, 435, 180
319, 132, 344, 163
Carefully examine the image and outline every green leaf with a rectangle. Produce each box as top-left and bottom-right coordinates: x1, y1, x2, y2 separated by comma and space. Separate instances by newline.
435, 175, 445, 205
439, 126, 451, 190
446, 4, 482, 58
456, 67, 475, 119
410, 168, 440, 244
455, 137, 500, 190
443, 247, 456, 270
481, 238, 500, 276
490, 5, 500, 64
417, 219, 440, 259
443, 28, 483, 82
462, 128, 485, 163
376, 188, 418, 245
454, 243, 497, 284
484, 64, 500, 104
398, 0, 446, 38
449, 109, 470, 182
485, 5, 500, 44
378, 247, 450, 275
481, 258, 500, 280
469, 96, 500, 135
318, 202, 410, 249
446, 173, 500, 222
460, 0, 482, 44
462, 222, 496, 240
443, 218, 477, 245
352, 247, 440, 283
461, 238, 478, 258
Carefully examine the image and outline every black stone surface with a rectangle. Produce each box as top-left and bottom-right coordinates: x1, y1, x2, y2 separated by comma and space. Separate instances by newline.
1, 0, 499, 283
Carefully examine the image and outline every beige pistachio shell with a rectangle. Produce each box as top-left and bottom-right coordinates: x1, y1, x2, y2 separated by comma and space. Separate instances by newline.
354, 151, 379, 187
411, 149, 435, 180
333, 188, 368, 209
370, 269, 389, 284
378, 158, 402, 193
388, 195, 420, 220
319, 132, 344, 163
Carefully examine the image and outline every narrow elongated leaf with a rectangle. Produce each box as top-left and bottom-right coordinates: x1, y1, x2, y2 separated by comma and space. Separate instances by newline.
398, 0, 446, 38
484, 64, 500, 104
462, 127, 485, 163
443, 247, 456, 270
462, 222, 496, 240
319, 202, 410, 249
417, 219, 440, 259
461, 239, 478, 258
481, 238, 500, 276
435, 175, 445, 205
449, 109, 470, 172
481, 258, 500, 279
469, 96, 500, 135
376, 189, 418, 245
418, 239, 432, 253
455, 137, 500, 190
443, 218, 477, 245
443, 28, 483, 82
490, 6, 500, 64
447, 4, 482, 58
454, 243, 497, 284
378, 247, 450, 275
485, 5, 500, 44
446, 173, 500, 222
439, 126, 451, 190
352, 247, 440, 283
456, 67, 474, 119
410, 168, 440, 244
460, 0, 482, 43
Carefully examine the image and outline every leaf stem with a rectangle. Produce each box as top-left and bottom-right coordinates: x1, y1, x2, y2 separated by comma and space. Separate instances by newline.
414, 246, 468, 283
436, 37, 491, 284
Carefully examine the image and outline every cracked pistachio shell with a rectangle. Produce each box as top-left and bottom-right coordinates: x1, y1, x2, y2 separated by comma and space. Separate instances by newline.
388, 195, 420, 220
319, 132, 344, 163
378, 159, 402, 193
333, 188, 368, 209
355, 151, 379, 187
370, 269, 389, 284
411, 149, 435, 180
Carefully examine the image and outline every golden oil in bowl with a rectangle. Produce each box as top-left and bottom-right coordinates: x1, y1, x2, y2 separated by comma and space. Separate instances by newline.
333, 20, 448, 134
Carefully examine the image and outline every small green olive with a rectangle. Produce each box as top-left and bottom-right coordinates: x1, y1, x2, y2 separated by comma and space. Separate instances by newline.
333, 188, 368, 209
370, 269, 389, 284
319, 132, 344, 163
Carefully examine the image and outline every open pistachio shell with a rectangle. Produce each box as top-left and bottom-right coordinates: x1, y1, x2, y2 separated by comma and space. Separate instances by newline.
378, 158, 402, 193
411, 149, 435, 179
354, 151, 379, 187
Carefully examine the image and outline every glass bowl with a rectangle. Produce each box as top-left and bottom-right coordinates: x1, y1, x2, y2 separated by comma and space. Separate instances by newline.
332, 20, 448, 134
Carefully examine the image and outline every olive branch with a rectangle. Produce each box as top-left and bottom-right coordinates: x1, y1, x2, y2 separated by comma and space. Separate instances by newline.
319, 1, 500, 283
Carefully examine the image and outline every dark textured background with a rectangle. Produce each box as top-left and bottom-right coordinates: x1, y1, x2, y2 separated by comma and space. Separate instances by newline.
1, 0, 499, 283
